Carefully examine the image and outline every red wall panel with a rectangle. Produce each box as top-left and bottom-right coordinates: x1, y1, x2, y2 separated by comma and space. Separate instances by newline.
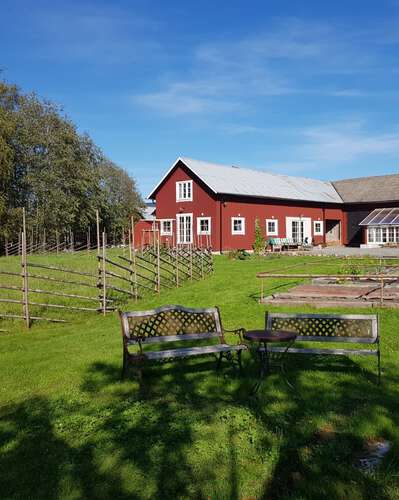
154, 164, 220, 249
150, 161, 346, 251
220, 198, 337, 250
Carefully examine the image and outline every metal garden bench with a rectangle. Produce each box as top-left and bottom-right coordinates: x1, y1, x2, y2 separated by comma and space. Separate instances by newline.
265, 312, 381, 381
119, 305, 247, 378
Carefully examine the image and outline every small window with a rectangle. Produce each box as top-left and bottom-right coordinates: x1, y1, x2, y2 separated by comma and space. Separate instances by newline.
197, 217, 211, 235
176, 180, 193, 202
231, 217, 245, 235
160, 219, 172, 236
313, 221, 323, 235
266, 219, 278, 236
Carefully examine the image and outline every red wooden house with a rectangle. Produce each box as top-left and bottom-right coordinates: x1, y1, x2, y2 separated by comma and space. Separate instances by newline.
137, 157, 399, 251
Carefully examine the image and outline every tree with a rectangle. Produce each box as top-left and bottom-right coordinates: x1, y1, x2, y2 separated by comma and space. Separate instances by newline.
0, 78, 144, 249
98, 159, 145, 240
0, 81, 18, 240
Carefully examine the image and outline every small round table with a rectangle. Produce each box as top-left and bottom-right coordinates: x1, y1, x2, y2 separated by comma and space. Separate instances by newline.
243, 329, 297, 392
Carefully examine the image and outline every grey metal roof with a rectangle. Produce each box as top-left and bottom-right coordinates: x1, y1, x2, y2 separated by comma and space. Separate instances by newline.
141, 202, 156, 220
333, 174, 399, 203
148, 157, 343, 203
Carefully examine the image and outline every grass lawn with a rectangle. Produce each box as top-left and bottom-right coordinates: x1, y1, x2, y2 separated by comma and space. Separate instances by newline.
1, 254, 399, 499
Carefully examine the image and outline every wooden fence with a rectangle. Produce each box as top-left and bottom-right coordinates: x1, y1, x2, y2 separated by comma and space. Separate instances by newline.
0, 226, 213, 329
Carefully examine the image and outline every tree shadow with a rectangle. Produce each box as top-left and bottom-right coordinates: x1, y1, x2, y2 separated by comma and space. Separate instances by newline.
1, 351, 398, 499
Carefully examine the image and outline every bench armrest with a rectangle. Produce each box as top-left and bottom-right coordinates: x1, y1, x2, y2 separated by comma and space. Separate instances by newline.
223, 327, 246, 343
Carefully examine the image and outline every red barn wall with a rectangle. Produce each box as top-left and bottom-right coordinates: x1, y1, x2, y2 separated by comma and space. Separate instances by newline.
134, 220, 154, 247
220, 197, 344, 250
154, 163, 220, 248
150, 163, 346, 251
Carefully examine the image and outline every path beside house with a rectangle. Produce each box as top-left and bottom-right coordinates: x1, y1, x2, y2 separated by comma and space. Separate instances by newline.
308, 245, 399, 258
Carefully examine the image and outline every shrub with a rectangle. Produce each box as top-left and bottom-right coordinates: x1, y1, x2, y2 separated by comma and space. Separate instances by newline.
227, 249, 250, 260
252, 218, 265, 255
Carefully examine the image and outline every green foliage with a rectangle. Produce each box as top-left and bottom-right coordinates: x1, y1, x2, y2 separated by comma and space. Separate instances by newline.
252, 218, 265, 254
0, 79, 144, 248
227, 248, 250, 260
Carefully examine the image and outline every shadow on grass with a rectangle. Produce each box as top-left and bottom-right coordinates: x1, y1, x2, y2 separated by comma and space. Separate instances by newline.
1, 353, 399, 499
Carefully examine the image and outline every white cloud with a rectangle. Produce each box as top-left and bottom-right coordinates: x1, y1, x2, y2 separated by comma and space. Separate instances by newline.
298, 122, 399, 163
134, 18, 382, 115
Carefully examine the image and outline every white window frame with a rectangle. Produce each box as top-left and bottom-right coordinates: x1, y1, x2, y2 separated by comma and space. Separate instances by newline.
266, 219, 278, 236
197, 217, 211, 235
176, 213, 193, 244
286, 217, 311, 243
368, 225, 399, 244
160, 219, 173, 236
313, 220, 324, 236
231, 217, 245, 235
176, 180, 193, 202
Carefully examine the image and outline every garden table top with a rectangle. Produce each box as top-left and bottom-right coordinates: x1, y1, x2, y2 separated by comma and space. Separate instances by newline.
243, 330, 297, 343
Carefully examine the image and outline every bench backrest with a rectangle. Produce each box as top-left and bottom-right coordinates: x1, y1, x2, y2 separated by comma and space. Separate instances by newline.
120, 305, 223, 345
266, 312, 379, 344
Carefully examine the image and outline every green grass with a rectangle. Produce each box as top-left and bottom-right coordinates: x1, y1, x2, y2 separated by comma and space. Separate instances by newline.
1, 254, 399, 499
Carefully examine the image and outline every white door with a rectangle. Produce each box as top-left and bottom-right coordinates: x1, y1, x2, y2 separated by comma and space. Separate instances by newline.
177, 213, 193, 244
286, 217, 312, 243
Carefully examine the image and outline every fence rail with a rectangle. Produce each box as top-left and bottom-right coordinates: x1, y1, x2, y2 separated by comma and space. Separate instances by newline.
0, 217, 213, 329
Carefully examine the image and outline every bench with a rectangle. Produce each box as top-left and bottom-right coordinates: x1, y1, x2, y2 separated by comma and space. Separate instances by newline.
265, 312, 381, 381
268, 238, 299, 252
119, 305, 247, 378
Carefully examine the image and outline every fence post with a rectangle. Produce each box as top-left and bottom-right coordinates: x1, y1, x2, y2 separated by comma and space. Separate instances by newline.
96, 210, 100, 253
87, 226, 91, 253
22, 209, 30, 328
190, 245, 193, 280
131, 216, 138, 302
156, 232, 161, 293
175, 247, 179, 287
97, 212, 102, 312
102, 231, 107, 316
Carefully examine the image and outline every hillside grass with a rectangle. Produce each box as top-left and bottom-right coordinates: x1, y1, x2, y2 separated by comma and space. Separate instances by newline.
1, 253, 399, 499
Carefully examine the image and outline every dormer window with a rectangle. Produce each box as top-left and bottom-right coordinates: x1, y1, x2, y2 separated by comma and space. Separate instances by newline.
176, 180, 193, 202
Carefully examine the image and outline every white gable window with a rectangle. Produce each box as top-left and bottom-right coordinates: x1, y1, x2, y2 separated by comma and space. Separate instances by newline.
176, 180, 193, 202
197, 217, 211, 235
231, 217, 245, 235
266, 219, 278, 236
160, 219, 173, 236
313, 220, 324, 235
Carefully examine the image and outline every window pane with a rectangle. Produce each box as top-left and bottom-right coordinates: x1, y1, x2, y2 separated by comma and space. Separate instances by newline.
368, 228, 374, 243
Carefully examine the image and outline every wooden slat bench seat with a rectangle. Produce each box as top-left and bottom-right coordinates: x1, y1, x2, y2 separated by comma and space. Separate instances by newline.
265, 312, 381, 381
119, 305, 247, 378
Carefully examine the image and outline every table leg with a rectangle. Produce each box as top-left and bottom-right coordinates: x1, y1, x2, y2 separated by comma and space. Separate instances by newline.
252, 341, 269, 395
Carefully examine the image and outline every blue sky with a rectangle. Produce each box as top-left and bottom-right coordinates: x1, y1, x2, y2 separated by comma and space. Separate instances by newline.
2, 0, 399, 196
